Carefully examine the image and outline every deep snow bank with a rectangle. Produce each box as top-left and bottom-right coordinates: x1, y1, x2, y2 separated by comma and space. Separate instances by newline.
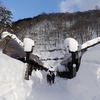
0, 52, 29, 100
66, 44, 100, 100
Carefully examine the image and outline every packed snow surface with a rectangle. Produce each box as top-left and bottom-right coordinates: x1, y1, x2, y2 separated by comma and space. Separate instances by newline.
1, 39, 100, 100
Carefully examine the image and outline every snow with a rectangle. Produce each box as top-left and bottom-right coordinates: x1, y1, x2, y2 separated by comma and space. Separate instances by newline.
0, 52, 29, 100
49, 66, 56, 72
1, 31, 24, 47
27, 43, 100, 100
40, 50, 64, 60
38, 50, 65, 71
81, 37, 100, 49
64, 38, 79, 52
1, 33, 100, 100
66, 44, 100, 100
60, 52, 72, 65
23, 38, 34, 52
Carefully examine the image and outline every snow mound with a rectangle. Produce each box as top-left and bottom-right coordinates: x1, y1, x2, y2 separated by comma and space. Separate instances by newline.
64, 38, 79, 52
66, 44, 100, 100
0, 52, 29, 100
23, 38, 34, 52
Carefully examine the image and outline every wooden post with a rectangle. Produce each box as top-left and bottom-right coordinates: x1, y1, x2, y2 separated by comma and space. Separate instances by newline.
23, 38, 34, 80
71, 52, 77, 78
24, 52, 31, 80
72, 64, 76, 78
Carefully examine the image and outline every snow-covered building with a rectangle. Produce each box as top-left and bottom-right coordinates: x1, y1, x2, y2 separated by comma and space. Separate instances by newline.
0, 31, 47, 79
0, 35, 25, 59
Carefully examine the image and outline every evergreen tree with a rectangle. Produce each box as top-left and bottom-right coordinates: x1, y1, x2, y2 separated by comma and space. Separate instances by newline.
0, 1, 13, 32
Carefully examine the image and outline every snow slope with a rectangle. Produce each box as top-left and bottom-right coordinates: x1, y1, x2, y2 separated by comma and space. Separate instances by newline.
1, 40, 100, 100
66, 44, 100, 100
0, 51, 29, 100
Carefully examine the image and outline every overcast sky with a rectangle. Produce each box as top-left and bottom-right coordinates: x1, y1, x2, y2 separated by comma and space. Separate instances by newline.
3, 0, 100, 21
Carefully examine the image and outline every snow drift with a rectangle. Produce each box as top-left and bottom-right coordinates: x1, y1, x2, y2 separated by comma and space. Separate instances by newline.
66, 44, 100, 100
0, 51, 29, 100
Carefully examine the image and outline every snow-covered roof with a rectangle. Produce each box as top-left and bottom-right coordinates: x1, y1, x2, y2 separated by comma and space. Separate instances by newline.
4, 38, 25, 58
1, 31, 24, 47
81, 37, 100, 50
0, 36, 25, 58
1, 31, 11, 39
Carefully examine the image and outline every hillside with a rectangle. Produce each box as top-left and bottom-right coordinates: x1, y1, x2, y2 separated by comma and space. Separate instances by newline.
12, 10, 100, 47
10, 10, 100, 68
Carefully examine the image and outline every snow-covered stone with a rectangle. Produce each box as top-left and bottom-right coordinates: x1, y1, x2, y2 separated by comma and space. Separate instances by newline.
23, 38, 34, 52
64, 38, 79, 52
